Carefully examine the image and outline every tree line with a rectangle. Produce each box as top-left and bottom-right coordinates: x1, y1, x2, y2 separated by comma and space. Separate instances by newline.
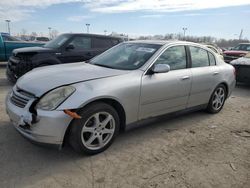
137, 33, 249, 48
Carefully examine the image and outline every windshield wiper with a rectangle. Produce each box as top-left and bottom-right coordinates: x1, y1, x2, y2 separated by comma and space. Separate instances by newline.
92, 63, 115, 69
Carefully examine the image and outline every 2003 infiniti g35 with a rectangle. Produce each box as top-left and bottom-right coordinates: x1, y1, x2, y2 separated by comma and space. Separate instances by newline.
6, 41, 236, 154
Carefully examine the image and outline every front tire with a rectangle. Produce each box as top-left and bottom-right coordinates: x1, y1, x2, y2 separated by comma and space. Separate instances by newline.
206, 84, 227, 114
69, 102, 120, 155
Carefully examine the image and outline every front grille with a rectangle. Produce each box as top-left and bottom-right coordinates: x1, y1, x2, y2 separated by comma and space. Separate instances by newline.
8, 56, 20, 67
10, 88, 34, 108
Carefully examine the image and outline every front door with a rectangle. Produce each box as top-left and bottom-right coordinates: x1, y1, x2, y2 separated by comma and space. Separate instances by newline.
139, 45, 192, 120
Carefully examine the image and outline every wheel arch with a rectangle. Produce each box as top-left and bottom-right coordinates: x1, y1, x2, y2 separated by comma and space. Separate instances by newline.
219, 82, 229, 98
62, 98, 126, 147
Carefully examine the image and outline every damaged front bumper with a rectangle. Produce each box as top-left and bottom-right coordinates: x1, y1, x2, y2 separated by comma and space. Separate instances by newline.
5, 91, 73, 149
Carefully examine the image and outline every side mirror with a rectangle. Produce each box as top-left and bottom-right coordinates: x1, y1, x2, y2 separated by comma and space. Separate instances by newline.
151, 64, 170, 74
66, 44, 75, 50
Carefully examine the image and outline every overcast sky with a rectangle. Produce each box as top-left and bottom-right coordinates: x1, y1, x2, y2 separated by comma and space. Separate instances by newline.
0, 0, 250, 39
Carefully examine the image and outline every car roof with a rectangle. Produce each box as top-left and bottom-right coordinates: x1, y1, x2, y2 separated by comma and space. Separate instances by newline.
126, 40, 171, 45
125, 40, 207, 47
63, 33, 122, 39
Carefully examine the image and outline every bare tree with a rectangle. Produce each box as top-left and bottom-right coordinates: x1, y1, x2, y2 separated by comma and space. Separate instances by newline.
50, 29, 59, 39
31, 32, 37, 37
20, 29, 28, 41
21, 29, 27, 36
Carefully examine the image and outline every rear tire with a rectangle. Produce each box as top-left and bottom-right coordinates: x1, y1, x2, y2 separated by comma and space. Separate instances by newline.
206, 84, 227, 114
69, 102, 120, 155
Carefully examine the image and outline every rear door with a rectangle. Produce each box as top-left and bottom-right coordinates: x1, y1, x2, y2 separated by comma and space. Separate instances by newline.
187, 46, 220, 107
139, 45, 192, 119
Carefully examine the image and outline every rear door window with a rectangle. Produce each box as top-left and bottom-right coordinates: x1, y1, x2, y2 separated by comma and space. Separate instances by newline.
69, 36, 91, 50
208, 52, 216, 66
190, 46, 209, 68
93, 38, 113, 48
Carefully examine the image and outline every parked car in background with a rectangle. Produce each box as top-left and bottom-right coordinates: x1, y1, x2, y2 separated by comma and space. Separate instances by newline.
6, 33, 123, 83
204, 44, 224, 60
6, 41, 235, 154
0, 32, 44, 62
223, 43, 250, 63
230, 52, 250, 83
33, 37, 50, 42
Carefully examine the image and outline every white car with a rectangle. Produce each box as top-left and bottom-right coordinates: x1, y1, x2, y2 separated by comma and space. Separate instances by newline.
6, 41, 236, 154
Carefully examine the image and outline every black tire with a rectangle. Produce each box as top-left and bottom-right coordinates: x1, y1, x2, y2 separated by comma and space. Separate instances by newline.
206, 84, 227, 114
69, 102, 120, 155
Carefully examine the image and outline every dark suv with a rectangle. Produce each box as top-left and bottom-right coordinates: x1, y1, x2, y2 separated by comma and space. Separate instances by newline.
6, 33, 123, 83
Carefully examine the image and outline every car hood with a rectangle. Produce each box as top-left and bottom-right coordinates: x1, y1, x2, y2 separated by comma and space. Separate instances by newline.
17, 62, 129, 97
13, 46, 56, 55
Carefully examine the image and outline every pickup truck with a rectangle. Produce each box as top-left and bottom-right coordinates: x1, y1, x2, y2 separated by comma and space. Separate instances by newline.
223, 43, 250, 63
6, 33, 123, 83
0, 33, 44, 61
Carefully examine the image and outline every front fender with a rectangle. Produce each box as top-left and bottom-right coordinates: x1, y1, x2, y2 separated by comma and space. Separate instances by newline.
33, 54, 61, 66
56, 72, 142, 124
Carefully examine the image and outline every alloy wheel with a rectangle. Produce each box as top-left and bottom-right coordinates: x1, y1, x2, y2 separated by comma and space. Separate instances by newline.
212, 87, 225, 111
81, 112, 115, 150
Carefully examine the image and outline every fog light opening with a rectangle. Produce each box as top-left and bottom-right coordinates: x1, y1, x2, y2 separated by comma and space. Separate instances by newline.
64, 110, 82, 119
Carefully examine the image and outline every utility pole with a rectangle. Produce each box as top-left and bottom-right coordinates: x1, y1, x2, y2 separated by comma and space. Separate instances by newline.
239, 29, 243, 40
182, 27, 187, 40
104, 30, 107, 35
5, 20, 11, 34
48, 27, 52, 39
86, 23, 90, 33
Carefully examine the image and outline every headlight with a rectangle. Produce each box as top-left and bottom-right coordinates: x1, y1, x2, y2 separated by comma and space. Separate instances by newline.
36, 86, 75, 111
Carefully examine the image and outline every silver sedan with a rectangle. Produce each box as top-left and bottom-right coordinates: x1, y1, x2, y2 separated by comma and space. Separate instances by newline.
5, 41, 236, 154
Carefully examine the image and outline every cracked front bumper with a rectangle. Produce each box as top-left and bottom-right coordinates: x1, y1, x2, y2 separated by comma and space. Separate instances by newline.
5, 92, 73, 149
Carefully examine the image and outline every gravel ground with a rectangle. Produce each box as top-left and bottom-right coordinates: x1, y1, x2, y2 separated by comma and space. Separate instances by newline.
0, 64, 249, 188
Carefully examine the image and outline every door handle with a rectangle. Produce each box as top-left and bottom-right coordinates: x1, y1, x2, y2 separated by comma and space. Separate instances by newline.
181, 76, 190, 80
213, 72, 219, 75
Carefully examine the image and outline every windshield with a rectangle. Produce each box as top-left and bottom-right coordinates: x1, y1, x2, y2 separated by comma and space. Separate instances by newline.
2, 35, 20, 42
232, 44, 250, 51
90, 43, 161, 70
44, 34, 71, 48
